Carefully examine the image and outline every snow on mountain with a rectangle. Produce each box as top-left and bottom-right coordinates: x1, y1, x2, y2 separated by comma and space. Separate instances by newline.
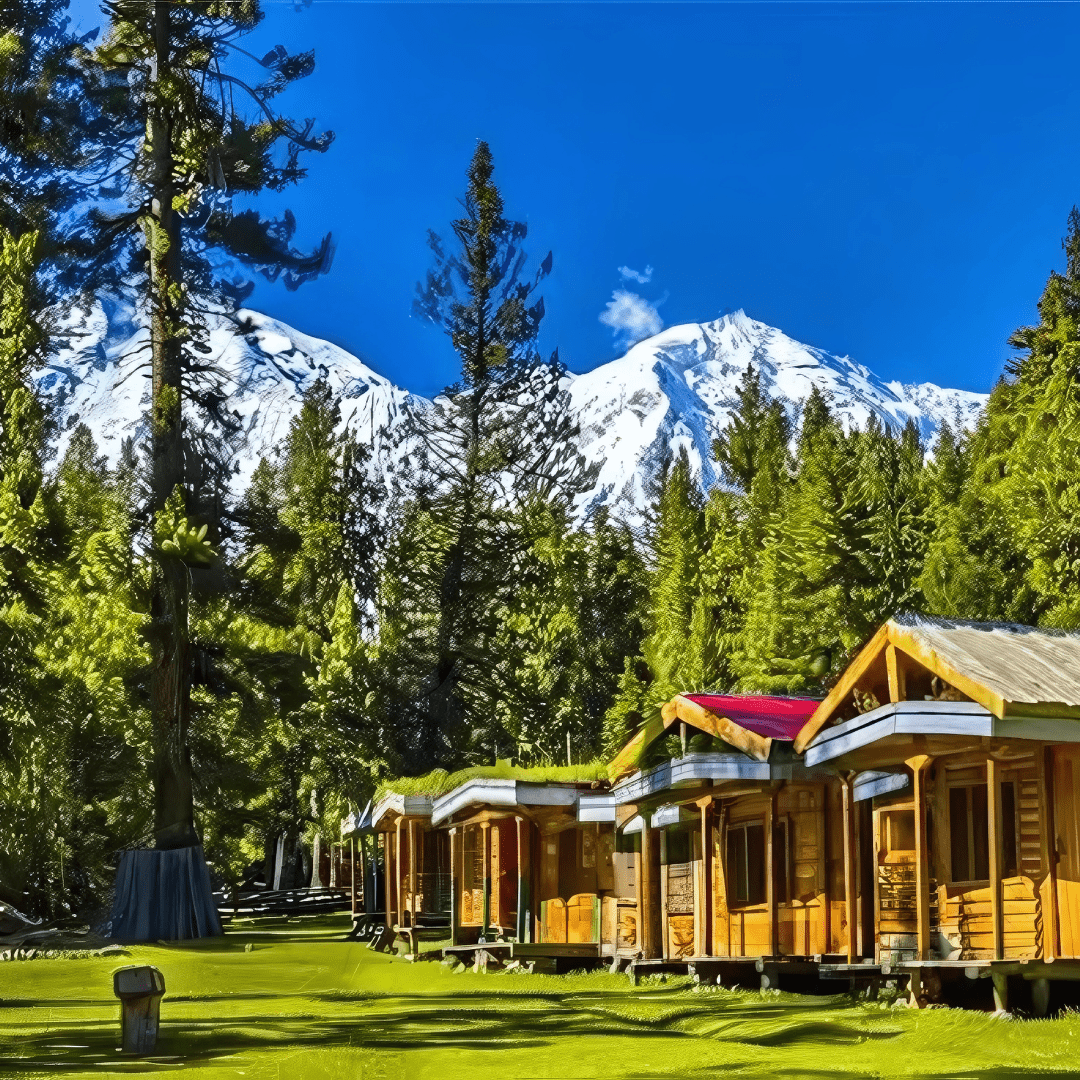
35, 301, 988, 524
566, 310, 987, 518
39, 297, 426, 494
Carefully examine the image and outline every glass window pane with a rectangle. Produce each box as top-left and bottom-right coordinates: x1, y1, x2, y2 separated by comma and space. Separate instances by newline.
949, 786, 970, 881
972, 784, 989, 880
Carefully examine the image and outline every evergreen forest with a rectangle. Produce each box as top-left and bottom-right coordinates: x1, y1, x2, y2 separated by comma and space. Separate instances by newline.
5, 0, 1080, 925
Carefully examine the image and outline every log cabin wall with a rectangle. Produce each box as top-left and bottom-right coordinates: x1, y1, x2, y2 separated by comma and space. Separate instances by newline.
1054, 744, 1080, 957
930, 755, 1044, 961
709, 784, 830, 959
872, 752, 1050, 964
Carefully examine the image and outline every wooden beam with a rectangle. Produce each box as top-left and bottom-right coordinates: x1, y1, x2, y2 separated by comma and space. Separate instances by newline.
841, 775, 857, 963
907, 755, 933, 961
659, 829, 669, 961
886, 643, 906, 703
480, 821, 491, 936
640, 814, 656, 958
449, 827, 459, 946
662, 695, 772, 763
515, 816, 530, 943
408, 820, 418, 927
699, 798, 713, 958
767, 792, 779, 958
1043, 747, 1059, 960
395, 819, 403, 930
350, 836, 357, 916
889, 627, 1007, 718
988, 757, 1003, 961
383, 832, 393, 930
794, 623, 891, 754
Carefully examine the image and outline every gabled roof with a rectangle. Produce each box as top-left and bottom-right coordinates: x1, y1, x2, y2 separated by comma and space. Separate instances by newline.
793, 613, 1080, 754
607, 693, 820, 781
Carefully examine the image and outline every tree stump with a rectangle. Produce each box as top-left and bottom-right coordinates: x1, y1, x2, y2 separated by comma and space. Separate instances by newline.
114, 966, 165, 1055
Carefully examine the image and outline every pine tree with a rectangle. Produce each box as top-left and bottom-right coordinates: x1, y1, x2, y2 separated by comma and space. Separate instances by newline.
392, 141, 590, 770
82, 1, 333, 875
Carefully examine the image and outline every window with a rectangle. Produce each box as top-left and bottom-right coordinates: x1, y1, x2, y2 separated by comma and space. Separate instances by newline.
948, 781, 1018, 882
666, 827, 691, 866
726, 821, 765, 906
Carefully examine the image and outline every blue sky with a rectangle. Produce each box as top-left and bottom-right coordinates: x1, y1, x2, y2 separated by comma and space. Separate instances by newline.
70, 1, 1080, 397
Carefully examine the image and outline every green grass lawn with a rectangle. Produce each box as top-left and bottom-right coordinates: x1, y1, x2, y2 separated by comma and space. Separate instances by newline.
2, 913, 1080, 1079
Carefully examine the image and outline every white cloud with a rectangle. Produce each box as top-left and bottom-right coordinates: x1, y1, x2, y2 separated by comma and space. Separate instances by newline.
618, 264, 653, 285
599, 289, 663, 349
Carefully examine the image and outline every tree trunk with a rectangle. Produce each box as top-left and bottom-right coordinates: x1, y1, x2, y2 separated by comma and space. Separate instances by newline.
147, 0, 197, 851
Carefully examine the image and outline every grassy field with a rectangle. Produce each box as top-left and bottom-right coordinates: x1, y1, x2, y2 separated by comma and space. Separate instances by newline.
2, 914, 1080, 1079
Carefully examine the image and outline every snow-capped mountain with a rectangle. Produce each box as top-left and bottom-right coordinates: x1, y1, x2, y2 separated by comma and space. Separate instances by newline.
36, 301, 988, 523
568, 310, 987, 516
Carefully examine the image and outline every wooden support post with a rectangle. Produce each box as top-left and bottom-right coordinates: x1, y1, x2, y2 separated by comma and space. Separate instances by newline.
871, 808, 881, 964
350, 837, 357, 916
515, 816, 530, 943
408, 819, 418, 927
907, 755, 933, 961
1032, 977, 1050, 1017
767, 792, 779, 958
992, 970, 1009, 1013
680, 722, 688, 757
988, 757, 1004, 961
640, 814, 655, 958
1043, 747, 1060, 961
383, 833, 393, 930
659, 829, 669, 960
886, 643, 906, 703
841, 775, 857, 963
699, 798, 713, 958
394, 819, 403, 929
449, 827, 459, 946
481, 821, 491, 937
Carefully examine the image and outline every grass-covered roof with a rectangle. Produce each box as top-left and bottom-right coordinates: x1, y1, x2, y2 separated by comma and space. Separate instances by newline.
373, 761, 607, 803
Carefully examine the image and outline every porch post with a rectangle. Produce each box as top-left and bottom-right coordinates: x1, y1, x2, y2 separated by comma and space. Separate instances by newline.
481, 821, 492, 936
395, 819, 404, 929
515, 816, 530, 942
383, 832, 393, 930
640, 813, 655, 958
988, 757, 1004, 961
699, 797, 713, 957
907, 755, 933, 961
350, 837, 357, 916
767, 791, 779, 958
841, 774, 857, 963
659, 828, 669, 960
408, 819, 418, 926
449, 827, 459, 946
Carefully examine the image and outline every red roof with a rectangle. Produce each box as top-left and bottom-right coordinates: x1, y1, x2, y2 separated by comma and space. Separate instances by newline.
684, 694, 821, 742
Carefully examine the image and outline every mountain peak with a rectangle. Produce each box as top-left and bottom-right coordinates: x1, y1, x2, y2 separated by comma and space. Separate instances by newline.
38, 298, 988, 526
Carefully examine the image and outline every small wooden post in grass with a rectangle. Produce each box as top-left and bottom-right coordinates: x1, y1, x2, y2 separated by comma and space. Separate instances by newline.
114, 966, 165, 1055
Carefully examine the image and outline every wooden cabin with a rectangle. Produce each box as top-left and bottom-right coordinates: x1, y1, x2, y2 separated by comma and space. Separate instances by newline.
608, 693, 875, 975
795, 614, 1080, 1010
369, 790, 451, 940
430, 777, 618, 960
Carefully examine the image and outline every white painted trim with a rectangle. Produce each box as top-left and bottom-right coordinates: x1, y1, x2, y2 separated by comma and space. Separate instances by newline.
430, 778, 582, 825
577, 793, 616, 823
804, 701, 1080, 766
853, 771, 909, 802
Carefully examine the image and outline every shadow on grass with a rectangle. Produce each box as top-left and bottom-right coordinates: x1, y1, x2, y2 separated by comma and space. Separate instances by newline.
0, 988, 898, 1075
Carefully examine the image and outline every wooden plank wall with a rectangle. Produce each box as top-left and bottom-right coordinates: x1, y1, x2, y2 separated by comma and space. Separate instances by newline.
706, 784, 829, 959
1054, 746, 1080, 957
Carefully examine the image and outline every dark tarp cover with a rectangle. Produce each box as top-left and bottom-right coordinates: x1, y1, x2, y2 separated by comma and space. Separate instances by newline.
107, 845, 223, 941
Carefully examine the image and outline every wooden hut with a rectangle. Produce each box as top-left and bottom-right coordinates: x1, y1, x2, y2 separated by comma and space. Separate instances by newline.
431, 776, 618, 966
608, 693, 871, 984
794, 614, 1080, 1011
370, 789, 451, 952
